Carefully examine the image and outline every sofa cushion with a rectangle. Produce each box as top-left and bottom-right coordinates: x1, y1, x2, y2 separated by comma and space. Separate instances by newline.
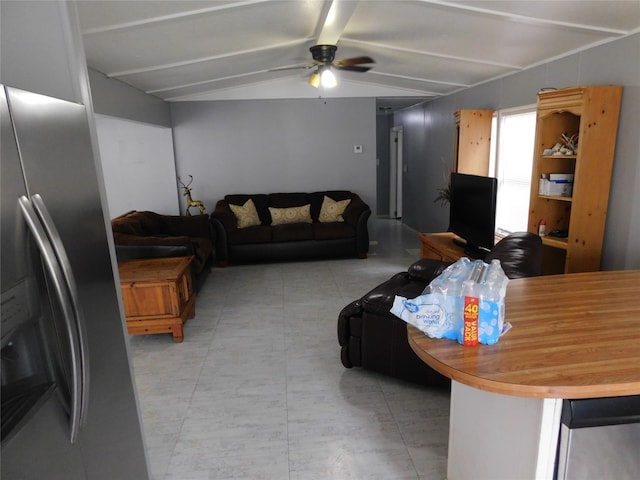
484, 232, 543, 279
111, 216, 144, 235
268, 192, 310, 208
309, 191, 354, 220
128, 211, 167, 234
229, 198, 261, 228
226, 194, 270, 225
269, 205, 312, 225
227, 225, 272, 244
272, 223, 314, 242
313, 222, 355, 241
319, 195, 351, 222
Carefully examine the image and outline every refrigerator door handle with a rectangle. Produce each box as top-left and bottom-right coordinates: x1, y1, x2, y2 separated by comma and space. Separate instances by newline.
18, 195, 85, 444
30, 194, 89, 427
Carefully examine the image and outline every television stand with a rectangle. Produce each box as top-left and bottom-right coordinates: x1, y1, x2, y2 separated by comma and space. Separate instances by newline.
418, 232, 465, 262
418, 232, 491, 261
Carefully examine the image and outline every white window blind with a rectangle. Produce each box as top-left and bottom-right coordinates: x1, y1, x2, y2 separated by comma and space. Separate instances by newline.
490, 107, 536, 235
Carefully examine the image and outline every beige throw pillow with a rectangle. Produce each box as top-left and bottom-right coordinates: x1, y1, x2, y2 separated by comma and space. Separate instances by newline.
229, 198, 261, 228
319, 196, 351, 222
269, 204, 312, 225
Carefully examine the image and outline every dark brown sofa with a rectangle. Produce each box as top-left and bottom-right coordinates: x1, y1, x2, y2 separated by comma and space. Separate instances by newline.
337, 232, 543, 387
111, 210, 214, 290
210, 191, 371, 266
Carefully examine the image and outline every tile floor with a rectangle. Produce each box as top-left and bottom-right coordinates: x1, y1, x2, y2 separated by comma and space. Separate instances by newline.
128, 218, 451, 480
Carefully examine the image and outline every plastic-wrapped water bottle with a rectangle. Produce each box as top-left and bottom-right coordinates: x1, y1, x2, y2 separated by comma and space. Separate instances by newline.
461, 279, 479, 346
477, 259, 508, 344
424, 257, 472, 296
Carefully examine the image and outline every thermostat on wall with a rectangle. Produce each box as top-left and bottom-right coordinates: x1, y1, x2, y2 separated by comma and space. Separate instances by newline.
354, 145, 363, 153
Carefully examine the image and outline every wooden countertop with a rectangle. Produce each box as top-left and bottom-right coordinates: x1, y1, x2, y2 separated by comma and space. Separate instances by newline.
408, 270, 640, 399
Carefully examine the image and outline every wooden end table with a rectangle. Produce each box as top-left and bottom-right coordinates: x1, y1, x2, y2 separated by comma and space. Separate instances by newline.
418, 232, 464, 262
118, 256, 196, 343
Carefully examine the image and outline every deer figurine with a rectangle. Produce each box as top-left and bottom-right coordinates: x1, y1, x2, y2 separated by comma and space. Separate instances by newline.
178, 175, 206, 216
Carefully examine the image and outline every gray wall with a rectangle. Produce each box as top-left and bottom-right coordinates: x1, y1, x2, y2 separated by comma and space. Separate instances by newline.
394, 32, 640, 270
170, 98, 377, 214
89, 69, 172, 127
83, 21, 638, 270
1, 1, 87, 104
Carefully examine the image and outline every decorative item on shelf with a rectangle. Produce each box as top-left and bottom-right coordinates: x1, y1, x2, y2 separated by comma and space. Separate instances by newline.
178, 175, 206, 216
538, 219, 547, 237
561, 132, 579, 153
545, 132, 579, 155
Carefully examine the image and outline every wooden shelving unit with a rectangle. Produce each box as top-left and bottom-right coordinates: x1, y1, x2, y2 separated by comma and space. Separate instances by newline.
454, 109, 493, 176
527, 86, 622, 274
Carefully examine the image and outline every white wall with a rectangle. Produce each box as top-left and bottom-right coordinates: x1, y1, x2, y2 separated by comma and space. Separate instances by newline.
95, 115, 180, 217
170, 98, 377, 214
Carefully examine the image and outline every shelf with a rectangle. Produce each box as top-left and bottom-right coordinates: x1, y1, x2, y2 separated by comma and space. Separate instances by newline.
542, 236, 568, 250
528, 85, 622, 274
538, 194, 572, 202
541, 155, 577, 160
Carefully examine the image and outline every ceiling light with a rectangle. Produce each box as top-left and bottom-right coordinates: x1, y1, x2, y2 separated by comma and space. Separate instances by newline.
320, 68, 337, 88
308, 71, 320, 88
308, 67, 337, 89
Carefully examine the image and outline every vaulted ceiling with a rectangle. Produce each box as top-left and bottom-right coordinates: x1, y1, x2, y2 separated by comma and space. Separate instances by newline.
77, 0, 640, 110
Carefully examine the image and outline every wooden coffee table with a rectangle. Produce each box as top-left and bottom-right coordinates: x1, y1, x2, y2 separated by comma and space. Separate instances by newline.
118, 256, 196, 343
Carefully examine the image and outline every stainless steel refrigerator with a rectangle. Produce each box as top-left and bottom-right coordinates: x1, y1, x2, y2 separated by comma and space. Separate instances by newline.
1, 85, 149, 479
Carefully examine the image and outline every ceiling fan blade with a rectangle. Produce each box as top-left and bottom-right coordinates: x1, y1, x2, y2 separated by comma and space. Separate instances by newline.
333, 56, 375, 67
269, 64, 315, 72
334, 65, 372, 73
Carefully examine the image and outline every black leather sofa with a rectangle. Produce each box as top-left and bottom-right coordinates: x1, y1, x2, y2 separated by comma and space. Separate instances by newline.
210, 191, 371, 266
337, 232, 543, 387
111, 210, 214, 291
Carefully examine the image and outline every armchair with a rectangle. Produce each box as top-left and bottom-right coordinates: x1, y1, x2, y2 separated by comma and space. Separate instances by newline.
337, 232, 543, 386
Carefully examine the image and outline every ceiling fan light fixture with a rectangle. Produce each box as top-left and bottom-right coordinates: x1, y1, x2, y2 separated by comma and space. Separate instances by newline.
308, 71, 321, 88
320, 67, 337, 88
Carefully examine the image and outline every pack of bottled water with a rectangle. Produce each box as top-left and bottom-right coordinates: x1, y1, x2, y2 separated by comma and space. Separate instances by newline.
390, 258, 510, 345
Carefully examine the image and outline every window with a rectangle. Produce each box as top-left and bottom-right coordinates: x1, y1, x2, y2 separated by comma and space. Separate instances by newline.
489, 106, 536, 235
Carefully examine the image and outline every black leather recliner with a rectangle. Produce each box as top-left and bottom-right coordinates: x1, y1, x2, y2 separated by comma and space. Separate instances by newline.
337, 232, 543, 387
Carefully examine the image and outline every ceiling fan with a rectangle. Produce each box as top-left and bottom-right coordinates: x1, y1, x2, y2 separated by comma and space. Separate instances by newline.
274, 45, 375, 88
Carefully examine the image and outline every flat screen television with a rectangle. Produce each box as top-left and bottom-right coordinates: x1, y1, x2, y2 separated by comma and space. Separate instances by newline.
448, 172, 498, 259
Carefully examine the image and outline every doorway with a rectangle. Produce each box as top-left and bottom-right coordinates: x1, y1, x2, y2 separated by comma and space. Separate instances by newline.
389, 127, 403, 219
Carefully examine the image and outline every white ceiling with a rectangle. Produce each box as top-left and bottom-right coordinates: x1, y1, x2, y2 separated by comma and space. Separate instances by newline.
77, 0, 640, 110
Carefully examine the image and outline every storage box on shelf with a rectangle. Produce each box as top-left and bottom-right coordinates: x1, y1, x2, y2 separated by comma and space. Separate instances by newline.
538, 174, 574, 197
527, 85, 622, 274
